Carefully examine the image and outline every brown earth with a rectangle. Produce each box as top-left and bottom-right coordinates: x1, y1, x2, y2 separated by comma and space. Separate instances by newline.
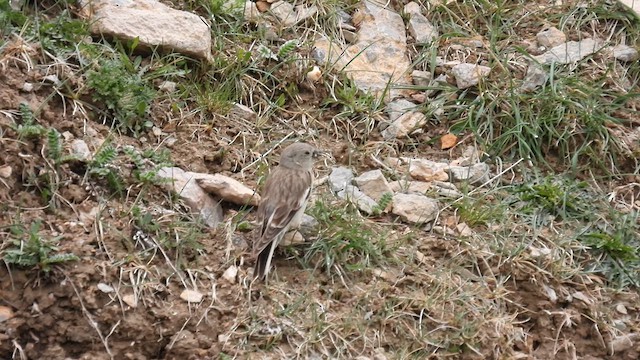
2, 2, 640, 360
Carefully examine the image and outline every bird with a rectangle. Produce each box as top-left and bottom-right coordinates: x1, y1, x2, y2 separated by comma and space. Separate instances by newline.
253, 142, 325, 281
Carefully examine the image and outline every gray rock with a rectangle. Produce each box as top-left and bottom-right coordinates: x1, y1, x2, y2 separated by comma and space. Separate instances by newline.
193, 173, 260, 206
534, 38, 603, 65
520, 63, 548, 92
329, 167, 354, 193
157, 167, 224, 227
411, 70, 433, 87
270, 1, 317, 26
392, 193, 438, 224
611, 44, 639, 62
381, 112, 427, 139
536, 26, 566, 48
70, 139, 92, 161
353, 169, 392, 201
386, 99, 417, 122
408, 159, 449, 182
229, 103, 257, 121
78, 0, 212, 62
388, 180, 431, 195
312, 0, 411, 98
448, 163, 490, 184
451, 63, 491, 89
404, 2, 438, 44
338, 185, 378, 214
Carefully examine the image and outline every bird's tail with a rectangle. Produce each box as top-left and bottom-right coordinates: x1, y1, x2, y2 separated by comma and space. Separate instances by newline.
254, 239, 278, 281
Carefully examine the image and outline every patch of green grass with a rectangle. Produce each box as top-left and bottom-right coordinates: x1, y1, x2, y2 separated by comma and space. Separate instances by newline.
514, 175, 595, 222
86, 53, 157, 134
130, 206, 206, 267
453, 196, 505, 227
581, 210, 640, 288
2, 220, 79, 272
303, 198, 389, 278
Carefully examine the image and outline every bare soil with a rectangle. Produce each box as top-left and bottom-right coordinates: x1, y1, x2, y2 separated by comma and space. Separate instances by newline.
2, 3, 640, 360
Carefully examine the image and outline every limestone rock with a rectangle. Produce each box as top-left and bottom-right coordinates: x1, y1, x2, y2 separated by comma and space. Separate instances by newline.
70, 139, 91, 161
611, 44, 639, 62
451, 63, 491, 89
157, 167, 224, 227
194, 173, 260, 206
381, 112, 427, 139
411, 70, 433, 87
392, 193, 438, 224
408, 159, 449, 182
404, 2, 438, 44
388, 180, 431, 195
78, 0, 212, 62
534, 38, 603, 65
338, 185, 378, 214
385, 99, 417, 122
353, 169, 392, 201
448, 163, 490, 184
329, 167, 355, 193
312, 0, 411, 98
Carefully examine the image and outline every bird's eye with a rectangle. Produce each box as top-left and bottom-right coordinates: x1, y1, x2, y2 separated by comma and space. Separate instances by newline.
305, 151, 310, 155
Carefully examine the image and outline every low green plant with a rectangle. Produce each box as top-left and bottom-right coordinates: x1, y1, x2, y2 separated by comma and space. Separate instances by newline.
87, 142, 124, 194
303, 199, 388, 277
514, 176, 594, 222
581, 211, 640, 288
13, 103, 46, 139
3, 221, 79, 272
86, 53, 156, 134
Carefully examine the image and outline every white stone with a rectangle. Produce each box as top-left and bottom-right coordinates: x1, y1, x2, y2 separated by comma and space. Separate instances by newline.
404, 2, 438, 44
78, 0, 212, 62
97, 283, 115, 293
381, 112, 427, 139
536, 26, 566, 48
229, 103, 257, 121
385, 99, 416, 122
337, 185, 378, 214
451, 63, 491, 89
22, 82, 34, 92
392, 193, 438, 224
156, 167, 224, 227
122, 294, 137, 308
312, 0, 411, 99
179, 289, 204, 303
0, 306, 14, 323
194, 173, 260, 206
411, 70, 432, 87
158, 81, 177, 92
534, 38, 603, 65
408, 159, 449, 182
353, 169, 392, 201
388, 180, 431, 194
448, 163, 490, 184
71, 139, 92, 161
222, 265, 238, 283
612, 44, 639, 62
0, 165, 12, 178
328, 167, 354, 193
521, 62, 548, 92
270, 1, 317, 26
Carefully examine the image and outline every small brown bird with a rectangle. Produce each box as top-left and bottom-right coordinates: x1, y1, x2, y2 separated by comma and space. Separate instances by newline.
253, 142, 324, 281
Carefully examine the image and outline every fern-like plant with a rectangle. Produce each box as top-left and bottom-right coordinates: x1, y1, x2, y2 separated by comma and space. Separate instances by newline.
3, 221, 79, 272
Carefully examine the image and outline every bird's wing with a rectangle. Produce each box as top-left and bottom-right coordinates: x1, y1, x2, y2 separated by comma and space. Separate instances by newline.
254, 167, 313, 256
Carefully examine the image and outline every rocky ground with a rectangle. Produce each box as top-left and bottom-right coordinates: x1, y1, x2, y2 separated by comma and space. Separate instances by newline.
1, 0, 640, 359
